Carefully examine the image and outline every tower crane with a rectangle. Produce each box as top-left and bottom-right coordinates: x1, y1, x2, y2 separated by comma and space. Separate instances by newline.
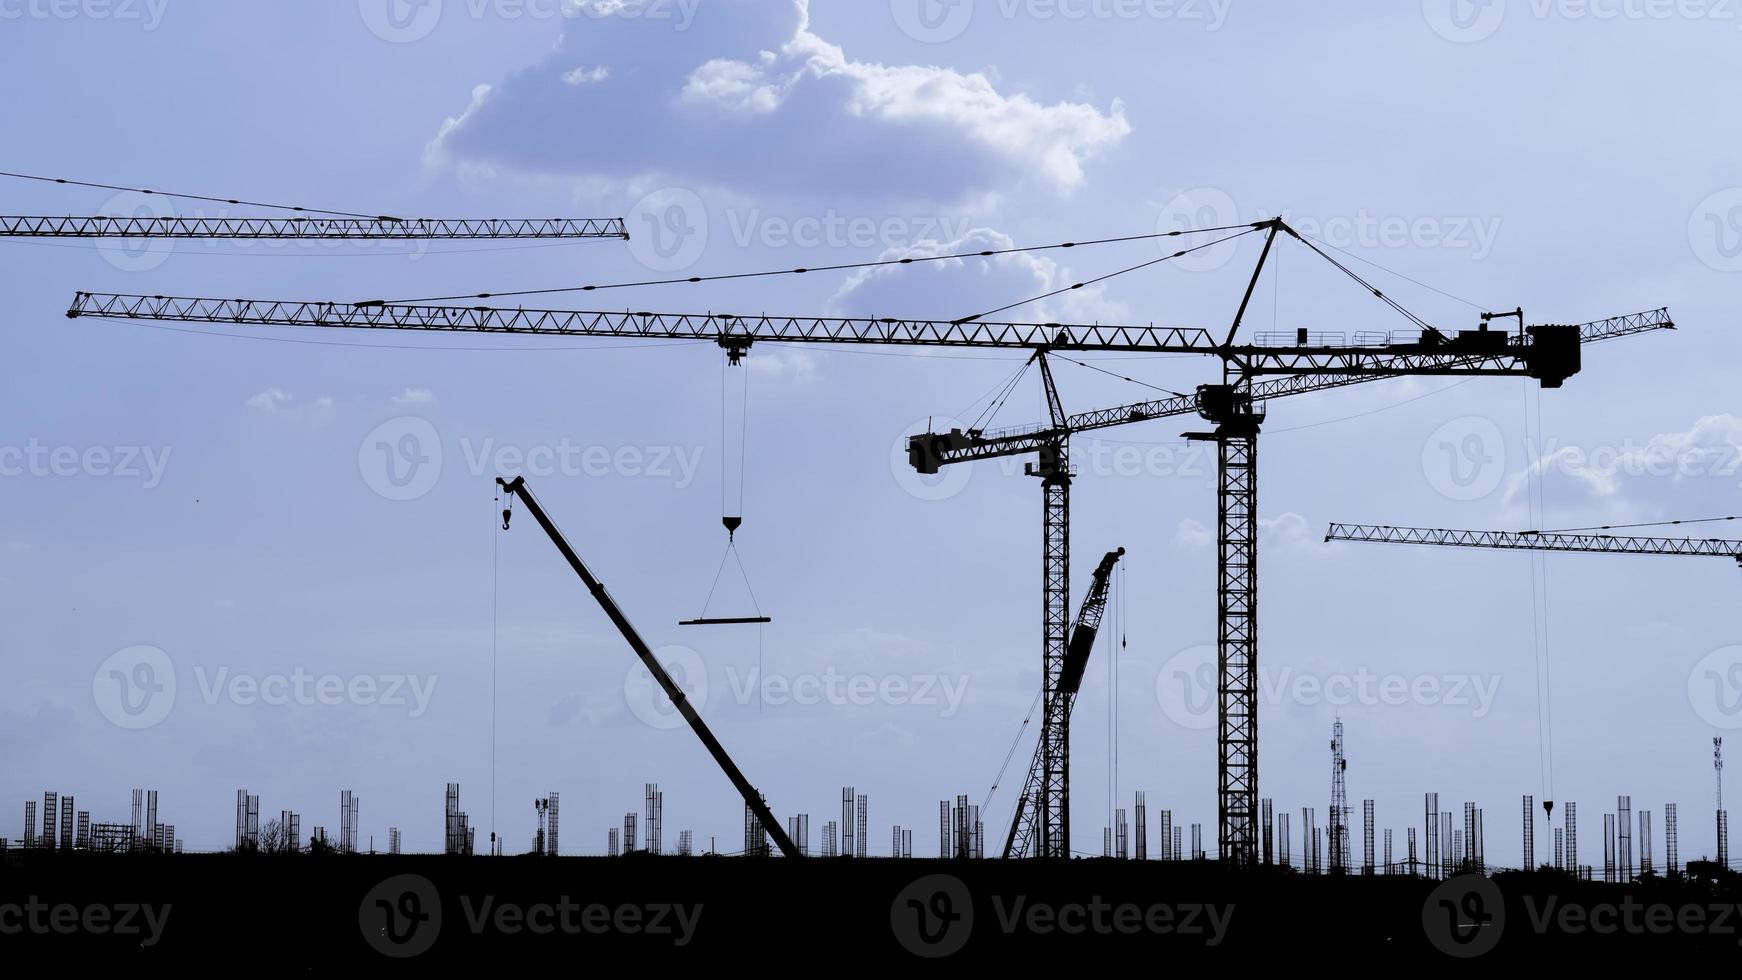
62, 225, 1671, 867
1003, 546, 1124, 859
909, 305, 1673, 862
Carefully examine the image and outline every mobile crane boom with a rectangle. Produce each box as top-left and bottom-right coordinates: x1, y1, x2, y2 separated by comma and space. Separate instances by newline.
496, 476, 799, 858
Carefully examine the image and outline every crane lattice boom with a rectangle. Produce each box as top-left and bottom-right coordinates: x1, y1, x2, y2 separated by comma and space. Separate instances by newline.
1325, 524, 1742, 563
4, 216, 628, 239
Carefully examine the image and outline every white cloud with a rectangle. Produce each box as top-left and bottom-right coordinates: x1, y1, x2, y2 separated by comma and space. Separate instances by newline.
832, 228, 1131, 324
246, 388, 335, 421
391, 387, 436, 406
1503, 414, 1742, 504
1176, 512, 1312, 550
561, 65, 611, 86
425, 0, 1129, 199
746, 348, 820, 384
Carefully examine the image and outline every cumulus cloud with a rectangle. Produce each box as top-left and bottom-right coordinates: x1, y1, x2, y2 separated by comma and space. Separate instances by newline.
1176, 512, 1312, 550
1502, 414, 1742, 506
391, 387, 436, 405
426, 0, 1129, 199
246, 388, 335, 421
831, 228, 1132, 324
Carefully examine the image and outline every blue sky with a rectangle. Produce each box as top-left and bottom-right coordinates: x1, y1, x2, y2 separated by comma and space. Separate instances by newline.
2, 0, 1739, 865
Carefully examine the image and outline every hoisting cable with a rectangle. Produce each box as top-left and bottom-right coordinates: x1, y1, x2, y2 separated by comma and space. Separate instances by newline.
369, 223, 1267, 305
683, 351, 770, 626
1050, 353, 1189, 398
1533, 515, 1742, 534
491, 484, 505, 856
1295, 229, 1493, 312
982, 688, 1045, 817
0, 169, 401, 222
952, 226, 1262, 325
1522, 384, 1556, 821
1286, 232, 1436, 333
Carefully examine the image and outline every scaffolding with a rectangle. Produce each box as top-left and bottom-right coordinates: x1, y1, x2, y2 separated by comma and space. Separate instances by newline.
1566, 801, 1579, 876
678, 830, 693, 856
1277, 811, 1290, 868
1260, 798, 1272, 865
1115, 808, 1129, 859
23, 800, 34, 848
1362, 799, 1375, 874
857, 794, 868, 859
1424, 792, 1438, 878
1383, 828, 1393, 874
1640, 810, 1654, 875
42, 792, 56, 853
548, 792, 561, 857
1135, 792, 1148, 861
608, 828, 620, 857
1618, 795, 1633, 880
643, 785, 659, 856
1554, 827, 1564, 870
842, 788, 856, 859
1522, 795, 1535, 870
1666, 803, 1679, 875
1161, 809, 1174, 861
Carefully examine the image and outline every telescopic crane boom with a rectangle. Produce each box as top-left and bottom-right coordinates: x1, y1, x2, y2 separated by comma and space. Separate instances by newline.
1003, 546, 1124, 859
496, 476, 800, 859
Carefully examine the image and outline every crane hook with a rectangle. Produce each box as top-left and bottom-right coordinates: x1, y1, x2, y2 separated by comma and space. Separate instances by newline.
502, 503, 514, 531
